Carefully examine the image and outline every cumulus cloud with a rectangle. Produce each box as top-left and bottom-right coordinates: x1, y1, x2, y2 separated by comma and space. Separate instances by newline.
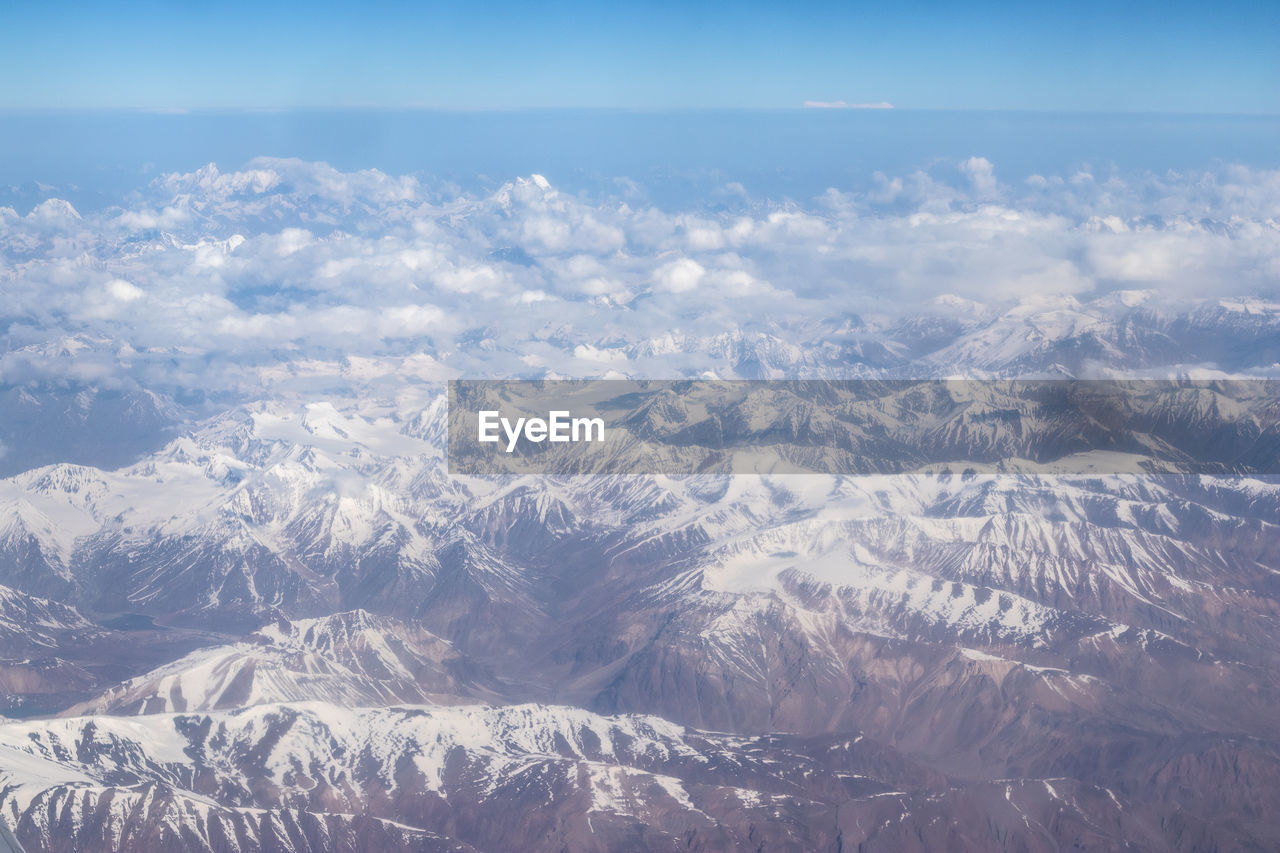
653, 258, 706, 293
960, 157, 999, 199
106, 279, 145, 303
0, 156, 1276, 392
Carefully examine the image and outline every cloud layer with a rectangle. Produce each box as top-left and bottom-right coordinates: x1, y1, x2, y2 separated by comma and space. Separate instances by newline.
1, 157, 1277, 392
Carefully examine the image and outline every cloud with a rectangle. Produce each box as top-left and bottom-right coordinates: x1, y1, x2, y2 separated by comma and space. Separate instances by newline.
653, 258, 706, 293
803, 101, 895, 109
0, 157, 1276, 392
960, 157, 999, 198
106, 279, 145, 303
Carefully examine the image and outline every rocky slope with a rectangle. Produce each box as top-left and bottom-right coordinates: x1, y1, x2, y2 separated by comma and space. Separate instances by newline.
0, 300, 1278, 849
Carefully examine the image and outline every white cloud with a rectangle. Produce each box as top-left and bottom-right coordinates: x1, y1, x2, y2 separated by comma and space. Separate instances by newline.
106, 279, 145, 303
0, 157, 1276, 391
803, 101, 895, 109
653, 258, 706, 293
961, 157, 999, 198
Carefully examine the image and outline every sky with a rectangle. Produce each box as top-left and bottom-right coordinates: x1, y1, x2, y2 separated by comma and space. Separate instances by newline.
0, 0, 1276, 113
0, 2, 1277, 406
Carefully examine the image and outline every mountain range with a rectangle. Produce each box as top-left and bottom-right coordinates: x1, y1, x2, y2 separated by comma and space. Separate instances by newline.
0, 293, 1278, 850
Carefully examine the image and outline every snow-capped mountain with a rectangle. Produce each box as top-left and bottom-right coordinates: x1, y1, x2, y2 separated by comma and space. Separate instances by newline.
0, 701, 1184, 853
0, 306, 1277, 849
65, 610, 488, 715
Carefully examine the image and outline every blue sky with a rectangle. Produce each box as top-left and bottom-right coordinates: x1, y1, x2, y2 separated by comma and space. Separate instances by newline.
0, 0, 1275, 113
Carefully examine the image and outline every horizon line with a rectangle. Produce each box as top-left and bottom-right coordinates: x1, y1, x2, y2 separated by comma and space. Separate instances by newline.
1, 105, 1278, 118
